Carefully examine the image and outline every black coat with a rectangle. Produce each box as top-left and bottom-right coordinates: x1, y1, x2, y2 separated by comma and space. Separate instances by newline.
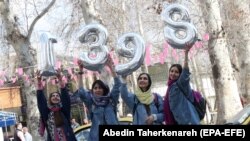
37, 88, 77, 141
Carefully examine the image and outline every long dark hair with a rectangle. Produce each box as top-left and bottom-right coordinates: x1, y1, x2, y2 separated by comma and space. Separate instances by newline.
169, 64, 182, 74
91, 80, 110, 96
137, 73, 152, 92
48, 92, 60, 105
48, 92, 64, 127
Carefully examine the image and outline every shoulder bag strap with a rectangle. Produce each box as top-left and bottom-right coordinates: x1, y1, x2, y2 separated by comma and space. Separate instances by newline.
176, 82, 193, 104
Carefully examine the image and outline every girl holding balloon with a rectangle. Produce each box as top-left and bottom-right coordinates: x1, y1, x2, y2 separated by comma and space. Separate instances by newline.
74, 55, 121, 141
36, 70, 77, 141
163, 44, 200, 125
120, 73, 164, 125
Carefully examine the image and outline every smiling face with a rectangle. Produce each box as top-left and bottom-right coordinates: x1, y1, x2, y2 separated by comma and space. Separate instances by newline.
50, 92, 61, 104
169, 66, 181, 81
91, 80, 109, 97
137, 73, 151, 92
92, 83, 104, 96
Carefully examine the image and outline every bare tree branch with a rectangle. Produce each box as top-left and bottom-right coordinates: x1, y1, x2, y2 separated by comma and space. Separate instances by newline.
27, 0, 56, 39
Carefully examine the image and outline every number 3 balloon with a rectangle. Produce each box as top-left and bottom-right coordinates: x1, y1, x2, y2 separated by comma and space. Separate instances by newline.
115, 33, 145, 76
161, 3, 198, 49
78, 24, 109, 71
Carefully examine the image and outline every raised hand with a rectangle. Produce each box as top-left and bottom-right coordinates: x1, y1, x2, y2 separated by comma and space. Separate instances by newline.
36, 70, 42, 82
184, 42, 193, 68
121, 75, 128, 84
77, 60, 84, 70
106, 54, 115, 70
106, 54, 116, 77
185, 42, 193, 53
77, 59, 84, 88
56, 69, 63, 81
36, 70, 43, 90
56, 69, 66, 88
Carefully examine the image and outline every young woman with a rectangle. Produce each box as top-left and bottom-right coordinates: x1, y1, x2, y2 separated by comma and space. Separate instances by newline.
75, 55, 121, 141
36, 70, 77, 141
120, 73, 164, 125
164, 44, 200, 125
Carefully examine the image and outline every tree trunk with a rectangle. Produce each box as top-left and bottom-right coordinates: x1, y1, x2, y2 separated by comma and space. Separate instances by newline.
136, 0, 148, 73
191, 59, 212, 124
80, 0, 103, 24
201, 0, 243, 124
221, 0, 250, 105
0, 0, 56, 140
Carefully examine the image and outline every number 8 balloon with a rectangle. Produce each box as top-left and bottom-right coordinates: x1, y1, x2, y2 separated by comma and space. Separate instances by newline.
161, 3, 198, 49
115, 33, 145, 76
78, 24, 109, 71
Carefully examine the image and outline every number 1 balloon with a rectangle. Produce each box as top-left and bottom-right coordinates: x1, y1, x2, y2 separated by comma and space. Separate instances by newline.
161, 3, 198, 49
38, 32, 57, 76
115, 33, 145, 76
78, 24, 109, 71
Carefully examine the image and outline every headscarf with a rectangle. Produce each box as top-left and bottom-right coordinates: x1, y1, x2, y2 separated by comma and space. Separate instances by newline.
91, 94, 111, 106
163, 78, 177, 125
137, 73, 152, 92
38, 104, 64, 141
38, 92, 63, 138
135, 73, 153, 105
135, 88, 154, 105
164, 64, 182, 125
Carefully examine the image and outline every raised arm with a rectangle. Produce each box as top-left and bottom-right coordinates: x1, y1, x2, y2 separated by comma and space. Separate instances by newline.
56, 69, 71, 120
77, 59, 84, 89
120, 75, 136, 109
183, 43, 193, 69
73, 60, 92, 108
106, 54, 117, 78
177, 43, 194, 99
106, 54, 121, 101
36, 71, 49, 120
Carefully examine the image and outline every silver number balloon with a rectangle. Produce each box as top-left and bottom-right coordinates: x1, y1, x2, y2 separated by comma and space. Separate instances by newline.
38, 32, 57, 76
78, 24, 109, 71
115, 33, 145, 76
161, 3, 198, 49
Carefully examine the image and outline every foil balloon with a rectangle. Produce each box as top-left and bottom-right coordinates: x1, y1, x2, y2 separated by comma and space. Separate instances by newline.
115, 33, 145, 76
161, 3, 198, 49
78, 24, 109, 71
38, 32, 57, 76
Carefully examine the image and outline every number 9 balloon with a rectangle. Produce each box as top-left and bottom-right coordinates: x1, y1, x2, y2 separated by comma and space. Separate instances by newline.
78, 24, 109, 71
115, 33, 145, 76
161, 3, 198, 49
38, 32, 57, 76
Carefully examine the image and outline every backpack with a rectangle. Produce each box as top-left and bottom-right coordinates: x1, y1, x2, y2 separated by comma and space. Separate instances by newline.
177, 83, 207, 120
191, 90, 207, 120
132, 93, 160, 115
